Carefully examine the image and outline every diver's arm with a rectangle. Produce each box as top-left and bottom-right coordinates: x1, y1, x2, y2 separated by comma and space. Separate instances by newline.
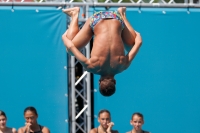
126, 32, 142, 64
62, 34, 90, 68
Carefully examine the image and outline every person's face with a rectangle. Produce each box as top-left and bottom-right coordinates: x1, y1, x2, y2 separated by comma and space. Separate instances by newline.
130, 115, 144, 131
24, 111, 38, 126
98, 112, 111, 129
0, 115, 6, 129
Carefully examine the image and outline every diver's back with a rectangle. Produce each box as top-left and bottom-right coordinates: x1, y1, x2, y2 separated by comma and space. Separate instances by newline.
92, 19, 124, 56
93, 19, 122, 39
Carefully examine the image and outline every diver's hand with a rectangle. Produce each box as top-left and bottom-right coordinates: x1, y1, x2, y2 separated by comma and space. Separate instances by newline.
106, 122, 114, 133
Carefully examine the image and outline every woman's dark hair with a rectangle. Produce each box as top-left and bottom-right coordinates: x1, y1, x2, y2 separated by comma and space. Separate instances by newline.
131, 112, 144, 120
0, 110, 7, 118
98, 109, 111, 117
24, 106, 38, 115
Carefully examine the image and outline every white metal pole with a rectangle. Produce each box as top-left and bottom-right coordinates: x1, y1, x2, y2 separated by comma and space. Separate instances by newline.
85, 5, 92, 133
71, 56, 76, 133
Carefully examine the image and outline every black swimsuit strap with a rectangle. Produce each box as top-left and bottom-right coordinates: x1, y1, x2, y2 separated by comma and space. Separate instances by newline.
131, 130, 145, 133
39, 125, 42, 131
25, 125, 42, 133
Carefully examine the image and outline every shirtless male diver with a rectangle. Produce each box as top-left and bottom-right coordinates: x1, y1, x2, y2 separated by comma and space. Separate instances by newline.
62, 7, 142, 96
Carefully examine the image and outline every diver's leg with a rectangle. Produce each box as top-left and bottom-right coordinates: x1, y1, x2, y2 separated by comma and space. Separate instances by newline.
70, 18, 93, 50
62, 18, 93, 51
63, 7, 80, 40
118, 7, 137, 47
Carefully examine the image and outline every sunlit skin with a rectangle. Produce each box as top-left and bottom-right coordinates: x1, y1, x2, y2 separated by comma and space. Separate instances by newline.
62, 7, 142, 97
0, 115, 6, 130
126, 114, 150, 133
0, 115, 17, 133
18, 110, 50, 133
24, 111, 38, 129
89, 112, 118, 133
130, 115, 144, 133
98, 112, 111, 130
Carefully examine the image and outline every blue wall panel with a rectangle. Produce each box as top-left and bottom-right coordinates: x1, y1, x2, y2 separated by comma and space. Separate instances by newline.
94, 8, 200, 133
0, 7, 68, 132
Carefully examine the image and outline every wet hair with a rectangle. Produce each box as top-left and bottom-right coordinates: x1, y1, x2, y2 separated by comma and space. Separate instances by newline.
131, 112, 144, 120
98, 109, 111, 117
24, 106, 38, 116
99, 79, 116, 97
0, 110, 7, 119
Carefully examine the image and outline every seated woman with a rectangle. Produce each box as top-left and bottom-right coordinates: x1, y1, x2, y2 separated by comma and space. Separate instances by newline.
0, 110, 17, 133
89, 109, 118, 133
18, 107, 50, 133
62, 7, 142, 97
127, 112, 150, 133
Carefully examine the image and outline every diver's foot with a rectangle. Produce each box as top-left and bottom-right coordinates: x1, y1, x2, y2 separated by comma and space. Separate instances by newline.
118, 7, 126, 16
62, 7, 80, 18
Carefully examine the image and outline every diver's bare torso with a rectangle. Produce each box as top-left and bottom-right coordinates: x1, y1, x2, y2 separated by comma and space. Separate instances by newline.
86, 19, 128, 75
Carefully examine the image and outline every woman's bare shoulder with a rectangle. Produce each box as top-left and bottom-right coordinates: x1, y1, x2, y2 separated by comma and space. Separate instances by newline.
11, 128, 17, 133
4, 127, 17, 133
17, 127, 25, 133
89, 128, 98, 133
41, 126, 50, 133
